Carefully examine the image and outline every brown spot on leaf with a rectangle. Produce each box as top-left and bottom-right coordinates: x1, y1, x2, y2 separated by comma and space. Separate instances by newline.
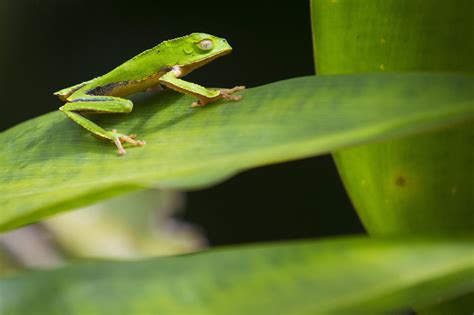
395, 176, 406, 187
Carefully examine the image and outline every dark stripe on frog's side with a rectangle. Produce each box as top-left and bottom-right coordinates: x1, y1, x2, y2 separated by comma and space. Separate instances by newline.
86, 66, 173, 97
71, 97, 113, 102
86, 81, 130, 96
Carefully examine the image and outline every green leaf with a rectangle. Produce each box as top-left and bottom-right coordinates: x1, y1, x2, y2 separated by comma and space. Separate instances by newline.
0, 236, 472, 315
310, 0, 474, 237
310, 1, 473, 310
311, 0, 474, 75
1, 73, 473, 231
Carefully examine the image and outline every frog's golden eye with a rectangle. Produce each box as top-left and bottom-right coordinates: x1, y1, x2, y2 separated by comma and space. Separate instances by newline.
197, 39, 213, 50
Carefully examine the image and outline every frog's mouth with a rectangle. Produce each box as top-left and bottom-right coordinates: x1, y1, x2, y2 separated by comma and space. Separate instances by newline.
178, 48, 232, 77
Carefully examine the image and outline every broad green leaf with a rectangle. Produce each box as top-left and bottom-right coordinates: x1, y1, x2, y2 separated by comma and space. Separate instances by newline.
0, 236, 472, 315
310, 0, 474, 236
1, 73, 473, 231
310, 1, 474, 311
311, 0, 474, 75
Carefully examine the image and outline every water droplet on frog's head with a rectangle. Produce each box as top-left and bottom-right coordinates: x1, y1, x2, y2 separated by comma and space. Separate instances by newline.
183, 47, 193, 55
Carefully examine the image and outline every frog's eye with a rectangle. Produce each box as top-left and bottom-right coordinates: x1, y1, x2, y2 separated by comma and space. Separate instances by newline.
197, 39, 213, 51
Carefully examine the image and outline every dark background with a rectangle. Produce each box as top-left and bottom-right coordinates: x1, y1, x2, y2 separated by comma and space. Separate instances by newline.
0, 0, 364, 245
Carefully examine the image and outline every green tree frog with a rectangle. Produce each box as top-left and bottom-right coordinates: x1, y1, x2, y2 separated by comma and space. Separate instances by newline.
54, 33, 245, 155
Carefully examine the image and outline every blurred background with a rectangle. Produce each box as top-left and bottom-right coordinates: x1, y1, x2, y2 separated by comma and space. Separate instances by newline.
0, 0, 364, 273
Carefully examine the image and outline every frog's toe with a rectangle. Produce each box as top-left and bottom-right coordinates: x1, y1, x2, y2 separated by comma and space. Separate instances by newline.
220, 86, 245, 101
109, 129, 146, 156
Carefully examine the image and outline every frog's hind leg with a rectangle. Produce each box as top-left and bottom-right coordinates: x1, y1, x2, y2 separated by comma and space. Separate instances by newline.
60, 96, 145, 155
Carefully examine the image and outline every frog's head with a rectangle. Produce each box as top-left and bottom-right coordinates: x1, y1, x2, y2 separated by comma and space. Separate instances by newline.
174, 33, 233, 75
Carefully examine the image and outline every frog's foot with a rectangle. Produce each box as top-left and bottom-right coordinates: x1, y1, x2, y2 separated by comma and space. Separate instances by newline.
191, 86, 246, 108
110, 129, 146, 156
220, 86, 246, 101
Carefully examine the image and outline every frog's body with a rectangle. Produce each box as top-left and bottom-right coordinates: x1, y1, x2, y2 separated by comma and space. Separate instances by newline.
55, 33, 244, 155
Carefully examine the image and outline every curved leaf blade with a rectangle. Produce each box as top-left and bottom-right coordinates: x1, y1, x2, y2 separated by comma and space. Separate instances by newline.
310, 0, 474, 238
1, 73, 473, 231
0, 237, 472, 315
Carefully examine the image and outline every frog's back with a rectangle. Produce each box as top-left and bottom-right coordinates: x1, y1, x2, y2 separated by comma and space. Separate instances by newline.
55, 33, 209, 100
57, 48, 170, 100
88, 33, 205, 89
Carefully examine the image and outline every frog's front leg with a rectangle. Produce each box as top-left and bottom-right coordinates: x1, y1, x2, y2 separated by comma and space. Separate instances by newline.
60, 95, 145, 155
158, 69, 245, 107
